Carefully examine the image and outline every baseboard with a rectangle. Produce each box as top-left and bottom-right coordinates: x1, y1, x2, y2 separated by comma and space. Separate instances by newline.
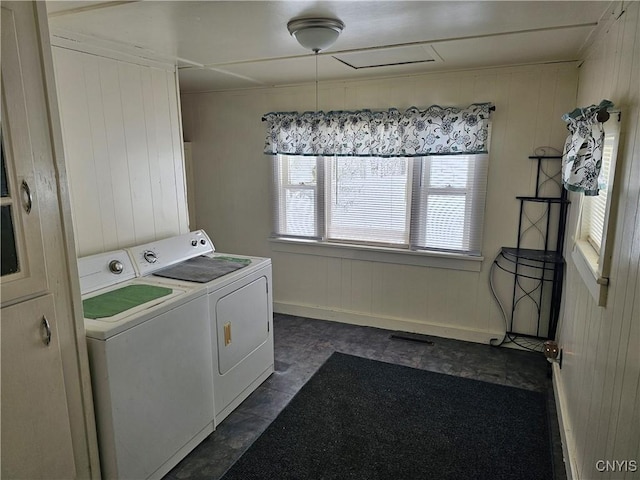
552, 362, 578, 480
274, 301, 503, 345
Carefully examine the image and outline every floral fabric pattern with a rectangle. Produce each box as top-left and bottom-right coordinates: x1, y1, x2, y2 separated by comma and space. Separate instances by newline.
262, 103, 492, 157
561, 99, 614, 196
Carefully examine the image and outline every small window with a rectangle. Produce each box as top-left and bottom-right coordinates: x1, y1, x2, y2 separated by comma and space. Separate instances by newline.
411, 154, 489, 255
572, 114, 621, 306
273, 155, 324, 239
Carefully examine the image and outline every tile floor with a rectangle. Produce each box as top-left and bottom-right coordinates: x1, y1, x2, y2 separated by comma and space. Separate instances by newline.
165, 313, 566, 480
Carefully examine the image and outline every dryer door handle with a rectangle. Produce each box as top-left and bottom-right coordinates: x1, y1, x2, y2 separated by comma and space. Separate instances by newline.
223, 322, 232, 346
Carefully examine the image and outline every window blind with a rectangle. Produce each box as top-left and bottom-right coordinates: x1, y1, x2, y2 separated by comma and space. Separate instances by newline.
272, 155, 324, 239
272, 153, 490, 256
411, 154, 489, 255
582, 129, 615, 252
326, 157, 411, 245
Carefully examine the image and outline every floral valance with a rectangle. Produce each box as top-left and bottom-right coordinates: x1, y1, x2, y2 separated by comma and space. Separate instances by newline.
262, 103, 493, 157
562, 99, 614, 196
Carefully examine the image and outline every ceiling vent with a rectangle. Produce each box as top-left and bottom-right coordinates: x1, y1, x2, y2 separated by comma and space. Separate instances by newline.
333, 44, 442, 69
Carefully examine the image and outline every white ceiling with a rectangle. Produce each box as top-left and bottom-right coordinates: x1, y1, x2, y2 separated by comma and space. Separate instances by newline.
46, 1, 614, 93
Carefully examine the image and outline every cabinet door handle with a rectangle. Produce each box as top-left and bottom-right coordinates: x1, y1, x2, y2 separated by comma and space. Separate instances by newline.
41, 316, 51, 346
21, 180, 32, 214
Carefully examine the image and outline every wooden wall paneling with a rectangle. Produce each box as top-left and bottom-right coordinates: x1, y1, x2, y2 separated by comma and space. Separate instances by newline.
413, 75, 460, 108
447, 270, 480, 331
274, 252, 328, 306
325, 257, 341, 309
614, 11, 640, 469
399, 264, 429, 323
603, 6, 640, 466
605, 119, 639, 473
374, 262, 397, 319
53, 49, 103, 255
166, 69, 189, 236
118, 61, 155, 245
150, 68, 179, 239
348, 82, 388, 110
579, 306, 604, 476
586, 294, 612, 446
551, 69, 579, 147
339, 259, 352, 312
53, 47, 188, 256
96, 56, 135, 251
83, 55, 119, 252
140, 67, 162, 239
350, 260, 374, 316
381, 264, 406, 320
423, 268, 450, 326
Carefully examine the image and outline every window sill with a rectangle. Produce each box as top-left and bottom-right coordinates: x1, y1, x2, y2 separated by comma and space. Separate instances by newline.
269, 238, 483, 272
571, 240, 608, 307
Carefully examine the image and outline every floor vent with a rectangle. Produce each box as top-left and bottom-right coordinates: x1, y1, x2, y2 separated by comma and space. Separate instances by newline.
389, 332, 435, 345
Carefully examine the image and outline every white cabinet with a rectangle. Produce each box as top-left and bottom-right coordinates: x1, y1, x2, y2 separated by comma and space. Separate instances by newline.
1, 2, 98, 478
1, 294, 76, 479
1, 4, 48, 305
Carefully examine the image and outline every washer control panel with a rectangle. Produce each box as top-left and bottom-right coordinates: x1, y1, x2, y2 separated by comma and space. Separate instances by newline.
78, 250, 136, 295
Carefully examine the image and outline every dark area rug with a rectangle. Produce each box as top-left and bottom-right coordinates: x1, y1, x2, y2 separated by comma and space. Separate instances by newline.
221, 352, 554, 480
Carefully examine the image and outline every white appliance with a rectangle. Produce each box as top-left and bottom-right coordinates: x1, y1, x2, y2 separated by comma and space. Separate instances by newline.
78, 249, 214, 480
127, 230, 274, 426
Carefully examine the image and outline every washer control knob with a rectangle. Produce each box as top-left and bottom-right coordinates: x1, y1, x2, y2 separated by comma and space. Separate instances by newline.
143, 250, 157, 264
191, 240, 198, 246
109, 260, 124, 274
200, 239, 206, 245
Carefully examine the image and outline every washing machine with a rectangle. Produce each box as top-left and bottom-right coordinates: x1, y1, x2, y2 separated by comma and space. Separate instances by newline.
78, 249, 214, 480
127, 230, 274, 426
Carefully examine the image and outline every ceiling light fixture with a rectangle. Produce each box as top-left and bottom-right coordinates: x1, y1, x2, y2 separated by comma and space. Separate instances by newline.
287, 17, 345, 53
287, 17, 345, 111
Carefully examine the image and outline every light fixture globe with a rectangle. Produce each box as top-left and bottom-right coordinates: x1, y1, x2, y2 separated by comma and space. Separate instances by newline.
287, 17, 345, 52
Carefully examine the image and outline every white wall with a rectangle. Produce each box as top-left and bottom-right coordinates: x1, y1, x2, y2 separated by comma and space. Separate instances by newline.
52, 47, 189, 257
555, 3, 640, 479
181, 62, 579, 343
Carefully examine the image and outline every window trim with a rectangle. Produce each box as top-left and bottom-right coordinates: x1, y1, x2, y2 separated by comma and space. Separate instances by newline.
269, 236, 483, 272
571, 112, 621, 307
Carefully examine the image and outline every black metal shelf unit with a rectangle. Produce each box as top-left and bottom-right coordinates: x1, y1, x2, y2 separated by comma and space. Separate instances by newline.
491, 155, 569, 347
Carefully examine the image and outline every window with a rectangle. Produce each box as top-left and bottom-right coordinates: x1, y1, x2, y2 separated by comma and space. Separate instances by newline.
273, 155, 324, 239
272, 153, 489, 256
327, 157, 410, 245
412, 154, 488, 254
572, 114, 621, 306
580, 129, 615, 253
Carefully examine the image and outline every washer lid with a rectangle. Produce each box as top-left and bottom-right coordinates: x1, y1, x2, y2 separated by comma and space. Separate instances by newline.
153, 256, 251, 283
83, 284, 173, 319
83, 279, 200, 340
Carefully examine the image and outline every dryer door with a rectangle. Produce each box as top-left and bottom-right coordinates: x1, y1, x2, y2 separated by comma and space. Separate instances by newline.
215, 276, 269, 374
